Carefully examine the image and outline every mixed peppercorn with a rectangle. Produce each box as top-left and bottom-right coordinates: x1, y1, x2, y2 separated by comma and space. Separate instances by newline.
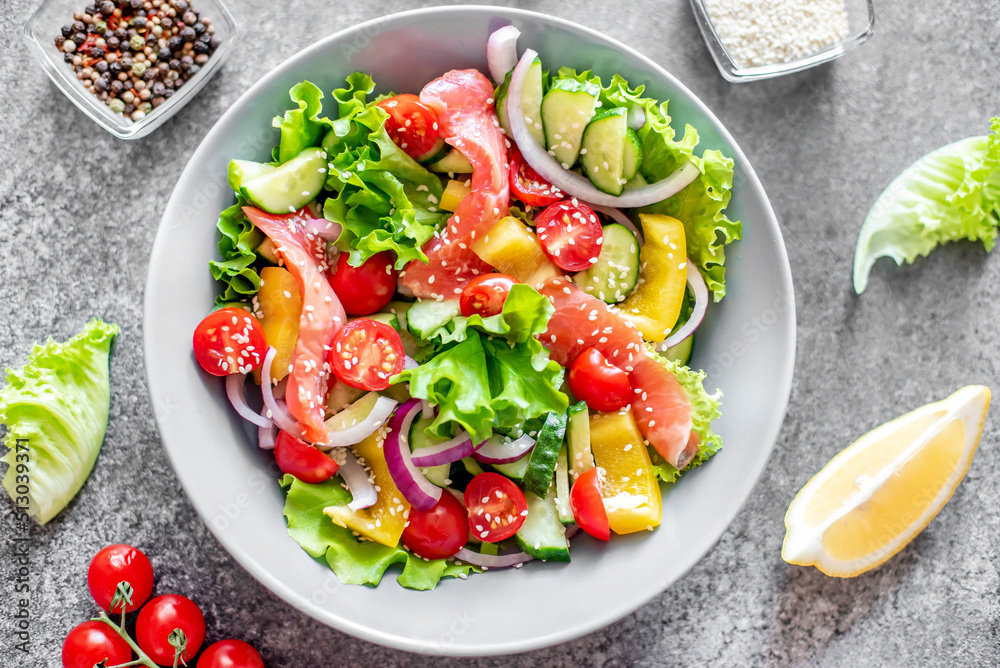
53, 0, 219, 122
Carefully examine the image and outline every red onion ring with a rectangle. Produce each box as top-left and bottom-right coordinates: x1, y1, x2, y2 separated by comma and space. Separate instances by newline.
658, 260, 709, 350
339, 448, 377, 511
225, 373, 273, 428
261, 347, 303, 438
324, 393, 398, 448
473, 434, 535, 465
455, 547, 534, 569
258, 422, 277, 450
383, 399, 442, 511
487, 25, 520, 84
410, 430, 475, 468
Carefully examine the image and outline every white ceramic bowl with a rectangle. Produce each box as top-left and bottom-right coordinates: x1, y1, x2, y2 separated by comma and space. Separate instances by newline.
144, 6, 795, 656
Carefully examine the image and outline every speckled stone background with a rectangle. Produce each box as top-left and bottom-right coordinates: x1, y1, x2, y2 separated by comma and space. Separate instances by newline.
2, 1, 999, 666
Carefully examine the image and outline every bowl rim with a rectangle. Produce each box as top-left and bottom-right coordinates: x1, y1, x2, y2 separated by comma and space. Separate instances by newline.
144, 4, 796, 656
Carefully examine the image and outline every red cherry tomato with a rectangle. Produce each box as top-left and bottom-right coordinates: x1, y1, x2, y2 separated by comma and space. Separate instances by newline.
87, 544, 154, 614
376, 94, 441, 160
193, 307, 267, 376
534, 200, 604, 272
570, 467, 610, 541
136, 594, 206, 666
196, 639, 265, 668
459, 273, 518, 318
509, 148, 564, 207
464, 473, 528, 543
62, 621, 132, 668
402, 491, 470, 559
329, 251, 397, 316
274, 429, 340, 483
568, 347, 633, 412
328, 318, 405, 391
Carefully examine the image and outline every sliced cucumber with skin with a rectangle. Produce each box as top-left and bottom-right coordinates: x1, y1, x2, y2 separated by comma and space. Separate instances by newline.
555, 445, 574, 524
574, 223, 640, 304
416, 137, 449, 165
580, 108, 629, 196
491, 455, 529, 483
495, 58, 545, 148
410, 416, 451, 487
228, 159, 275, 193
428, 149, 474, 174
516, 484, 570, 562
663, 334, 694, 366
523, 411, 568, 498
624, 172, 648, 190
622, 128, 643, 181
363, 312, 401, 330
566, 401, 594, 482
541, 78, 601, 168
405, 299, 461, 340
243, 147, 327, 214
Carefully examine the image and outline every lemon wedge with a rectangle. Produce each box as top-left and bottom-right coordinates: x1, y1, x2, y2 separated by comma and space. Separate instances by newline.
782, 385, 991, 577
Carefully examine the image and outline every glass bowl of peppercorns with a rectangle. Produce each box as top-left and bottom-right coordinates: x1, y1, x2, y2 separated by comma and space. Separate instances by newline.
24, 0, 237, 139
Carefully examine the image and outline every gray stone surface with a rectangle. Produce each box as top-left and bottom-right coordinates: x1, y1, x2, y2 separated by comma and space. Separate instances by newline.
1, 0, 999, 665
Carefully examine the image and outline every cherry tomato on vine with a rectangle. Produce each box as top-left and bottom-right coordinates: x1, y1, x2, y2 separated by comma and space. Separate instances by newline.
196, 639, 266, 668
329, 251, 397, 316
87, 544, 154, 614
402, 491, 469, 559
534, 200, 604, 272
274, 429, 340, 483
459, 273, 518, 318
193, 307, 267, 376
509, 148, 563, 207
62, 621, 132, 668
328, 318, 405, 391
568, 347, 632, 412
570, 467, 610, 541
464, 473, 528, 543
135, 594, 206, 666
376, 94, 441, 160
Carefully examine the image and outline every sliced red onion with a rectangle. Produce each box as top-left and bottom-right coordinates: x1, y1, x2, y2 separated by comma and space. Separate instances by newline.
272, 376, 288, 400
588, 203, 643, 242
301, 217, 342, 242
324, 393, 398, 447
258, 422, 277, 450
507, 49, 701, 208
473, 434, 535, 465
455, 547, 534, 569
404, 355, 419, 371
410, 431, 474, 467
487, 25, 521, 84
627, 104, 646, 131
260, 347, 303, 437
225, 373, 273, 428
658, 260, 709, 350
383, 399, 442, 511
339, 448, 377, 511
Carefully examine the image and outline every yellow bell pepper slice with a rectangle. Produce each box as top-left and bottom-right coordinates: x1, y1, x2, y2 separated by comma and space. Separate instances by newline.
618, 213, 688, 342
589, 409, 662, 535
471, 215, 561, 287
256, 266, 301, 383
440, 178, 472, 212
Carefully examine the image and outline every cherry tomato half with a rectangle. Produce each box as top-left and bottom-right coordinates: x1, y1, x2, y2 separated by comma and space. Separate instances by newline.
135, 594, 206, 666
570, 467, 610, 541
402, 491, 470, 559
568, 347, 633, 412
62, 621, 132, 668
87, 544, 154, 614
196, 639, 266, 668
459, 273, 518, 318
376, 94, 441, 160
509, 148, 564, 207
464, 473, 528, 543
328, 318, 405, 391
534, 200, 604, 272
193, 307, 267, 376
274, 429, 340, 483
330, 251, 398, 316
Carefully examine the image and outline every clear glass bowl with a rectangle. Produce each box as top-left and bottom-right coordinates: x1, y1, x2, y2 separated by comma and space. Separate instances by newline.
23, 0, 238, 140
690, 0, 875, 82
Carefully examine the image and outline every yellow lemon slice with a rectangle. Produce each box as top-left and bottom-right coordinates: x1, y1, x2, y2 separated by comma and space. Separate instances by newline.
782, 385, 990, 577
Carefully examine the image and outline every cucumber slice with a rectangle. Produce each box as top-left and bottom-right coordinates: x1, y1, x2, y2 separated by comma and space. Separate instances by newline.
405, 299, 461, 340
428, 149, 474, 174
541, 78, 601, 168
574, 223, 640, 304
516, 484, 570, 562
410, 416, 451, 487
555, 445, 574, 524
624, 172, 648, 190
523, 411, 568, 498
384, 301, 411, 330
580, 108, 629, 196
663, 334, 694, 366
461, 457, 485, 476
243, 147, 327, 214
495, 58, 545, 148
566, 401, 594, 482
416, 137, 449, 165
228, 159, 275, 193
622, 128, 643, 181
491, 456, 529, 483
364, 312, 401, 330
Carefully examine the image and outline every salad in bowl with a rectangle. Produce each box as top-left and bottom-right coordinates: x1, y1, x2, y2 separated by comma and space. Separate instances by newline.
191, 26, 741, 591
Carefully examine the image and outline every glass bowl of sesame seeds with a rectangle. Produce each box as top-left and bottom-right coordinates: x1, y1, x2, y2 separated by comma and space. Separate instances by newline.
23, 0, 238, 140
690, 0, 875, 82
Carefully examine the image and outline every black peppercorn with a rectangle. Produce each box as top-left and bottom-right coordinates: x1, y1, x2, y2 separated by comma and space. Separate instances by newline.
168, 36, 182, 51
193, 40, 209, 55
163, 88, 174, 99
193, 21, 206, 35
101, 1, 115, 15
169, 58, 180, 69
179, 54, 193, 70
160, 17, 173, 29
197, 30, 211, 43
182, 11, 197, 24
111, 79, 125, 94
143, 67, 157, 81
94, 77, 108, 92
179, 26, 196, 42
72, 20, 86, 33
55, 35, 67, 48
130, 0, 143, 9
73, 31, 87, 44
95, 59, 109, 73
187, 64, 200, 76
120, 55, 133, 68
61, 24, 74, 38
90, 46, 105, 58
107, 36, 120, 50
152, 81, 166, 95
64, 52, 76, 63
85, 4, 98, 15
133, 16, 147, 29
158, 46, 172, 60
123, 103, 135, 114
115, 27, 128, 40
173, 0, 189, 11
109, 60, 122, 74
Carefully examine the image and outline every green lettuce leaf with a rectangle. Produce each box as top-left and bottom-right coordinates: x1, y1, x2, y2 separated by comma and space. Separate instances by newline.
0, 320, 119, 524
482, 336, 568, 430
272, 81, 332, 165
854, 117, 1000, 293
280, 474, 476, 589
642, 346, 723, 484
209, 201, 265, 308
